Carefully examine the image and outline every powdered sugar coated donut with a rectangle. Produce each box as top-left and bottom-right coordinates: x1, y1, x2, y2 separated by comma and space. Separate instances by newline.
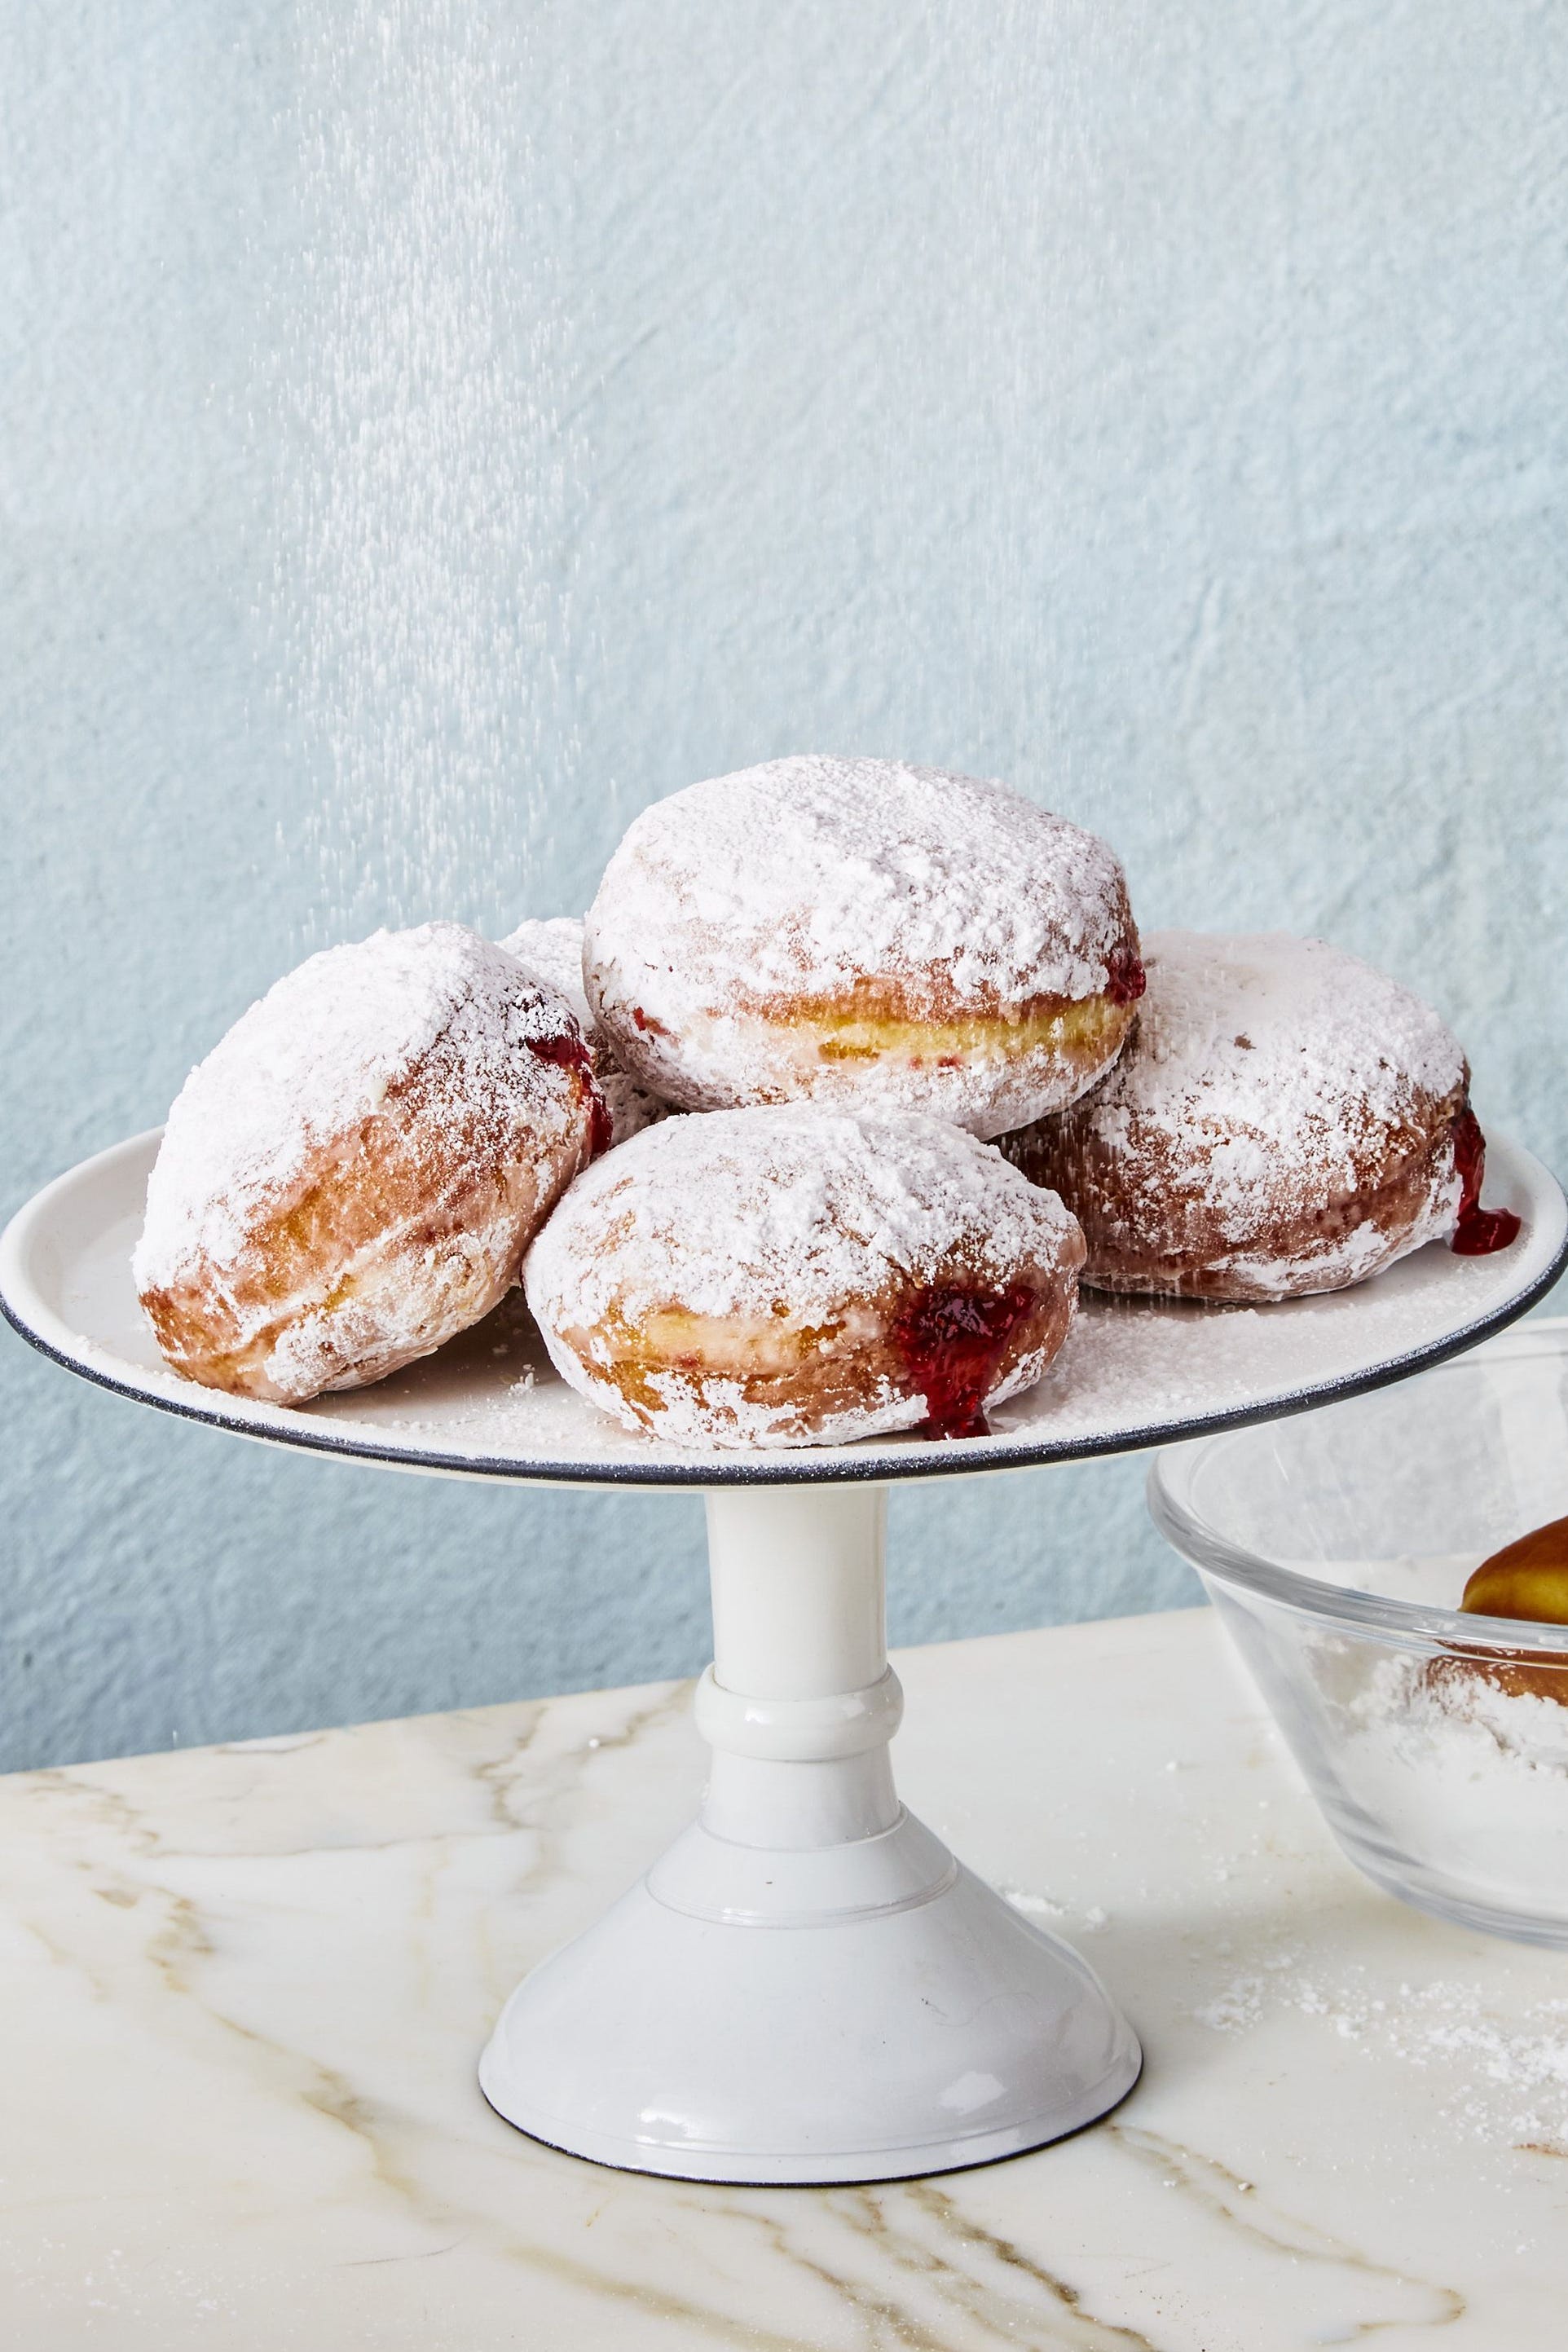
135, 922, 606, 1402
525, 1104, 1085, 1450
500, 914, 667, 1146
584, 756, 1143, 1141
498, 914, 592, 1026
1002, 931, 1479, 1302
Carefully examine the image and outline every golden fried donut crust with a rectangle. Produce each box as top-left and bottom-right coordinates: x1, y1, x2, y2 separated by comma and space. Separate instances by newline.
585, 757, 1143, 1139
136, 926, 603, 1403
1001, 931, 1469, 1303
525, 1105, 1086, 1448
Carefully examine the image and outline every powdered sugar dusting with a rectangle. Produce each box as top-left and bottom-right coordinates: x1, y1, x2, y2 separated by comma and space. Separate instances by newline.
524, 1106, 1083, 1447
641, 1368, 874, 1450
527, 1105, 1080, 1328
1196, 1941, 1568, 2152
588, 759, 1131, 1011
582, 760, 1135, 1132
1095, 932, 1464, 1196
499, 914, 592, 1027
1189, 1633, 1568, 2143
135, 923, 587, 1288
583, 762, 1133, 1138
1331, 1651, 1568, 1923
1039, 931, 1468, 1295
500, 914, 667, 1146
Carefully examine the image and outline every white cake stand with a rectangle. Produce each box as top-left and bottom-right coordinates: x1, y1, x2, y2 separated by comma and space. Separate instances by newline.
4, 1129, 1564, 2184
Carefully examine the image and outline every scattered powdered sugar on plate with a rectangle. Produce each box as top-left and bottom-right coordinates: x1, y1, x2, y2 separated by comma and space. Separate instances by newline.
584, 755, 1134, 1019
135, 923, 585, 1286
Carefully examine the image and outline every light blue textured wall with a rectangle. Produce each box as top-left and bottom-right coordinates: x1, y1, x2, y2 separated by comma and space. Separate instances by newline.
4, 0, 1565, 1768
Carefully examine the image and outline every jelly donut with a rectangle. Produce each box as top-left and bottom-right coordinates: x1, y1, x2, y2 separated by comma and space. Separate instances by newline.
1463, 1519, 1568, 1627
583, 755, 1143, 1141
500, 915, 667, 1146
525, 1105, 1085, 1448
1002, 931, 1515, 1302
1439, 1518, 1568, 1705
134, 923, 607, 1403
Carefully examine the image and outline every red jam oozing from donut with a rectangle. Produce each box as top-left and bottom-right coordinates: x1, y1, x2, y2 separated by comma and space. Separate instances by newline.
1105, 945, 1146, 1006
1450, 1101, 1521, 1256
526, 1031, 613, 1159
892, 1282, 1036, 1440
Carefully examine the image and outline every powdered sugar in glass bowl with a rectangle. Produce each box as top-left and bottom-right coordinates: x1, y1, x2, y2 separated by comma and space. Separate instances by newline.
1149, 1318, 1568, 1946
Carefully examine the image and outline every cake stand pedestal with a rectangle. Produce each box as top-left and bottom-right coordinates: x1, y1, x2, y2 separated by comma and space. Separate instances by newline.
481, 1483, 1138, 2179
2, 1127, 1563, 2184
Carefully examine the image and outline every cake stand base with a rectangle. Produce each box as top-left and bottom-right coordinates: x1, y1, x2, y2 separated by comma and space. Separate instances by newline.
479, 1487, 1140, 2183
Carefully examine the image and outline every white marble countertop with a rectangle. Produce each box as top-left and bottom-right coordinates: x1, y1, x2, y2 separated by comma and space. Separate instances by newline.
2, 1605, 1564, 2349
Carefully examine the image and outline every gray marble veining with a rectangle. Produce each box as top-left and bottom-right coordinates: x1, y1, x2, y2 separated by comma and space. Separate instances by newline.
0, 1609, 1561, 2348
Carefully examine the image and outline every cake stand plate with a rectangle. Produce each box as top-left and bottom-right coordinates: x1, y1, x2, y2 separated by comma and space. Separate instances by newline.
4, 1129, 1564, 1487
3, 1130, 1563, 2184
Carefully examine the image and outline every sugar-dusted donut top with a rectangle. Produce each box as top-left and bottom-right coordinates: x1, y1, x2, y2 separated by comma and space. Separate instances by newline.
136, 923, 585, 1288
1079, 931, 1466, 1194
525, 1103, 1081, 1329
584, 756, 1134, 1017
499, 916, 591, 1028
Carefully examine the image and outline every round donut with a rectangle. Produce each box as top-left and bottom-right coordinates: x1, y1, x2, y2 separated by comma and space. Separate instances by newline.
525, 1104, 1085, 1450
1439, 1521, 1568, 1706
134, 922, 607, 1403
1000, 930, 1493, 1303
500, 914, 667, 1146
1462, 1521, 1568, 1629
583, 755, 1143, 1141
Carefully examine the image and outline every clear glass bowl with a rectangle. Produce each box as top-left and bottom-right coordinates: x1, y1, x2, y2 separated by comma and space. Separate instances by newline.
1148, 1318, 1568, 1946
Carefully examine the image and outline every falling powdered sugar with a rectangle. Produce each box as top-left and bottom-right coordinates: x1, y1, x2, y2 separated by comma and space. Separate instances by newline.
265, 0, 592, 942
